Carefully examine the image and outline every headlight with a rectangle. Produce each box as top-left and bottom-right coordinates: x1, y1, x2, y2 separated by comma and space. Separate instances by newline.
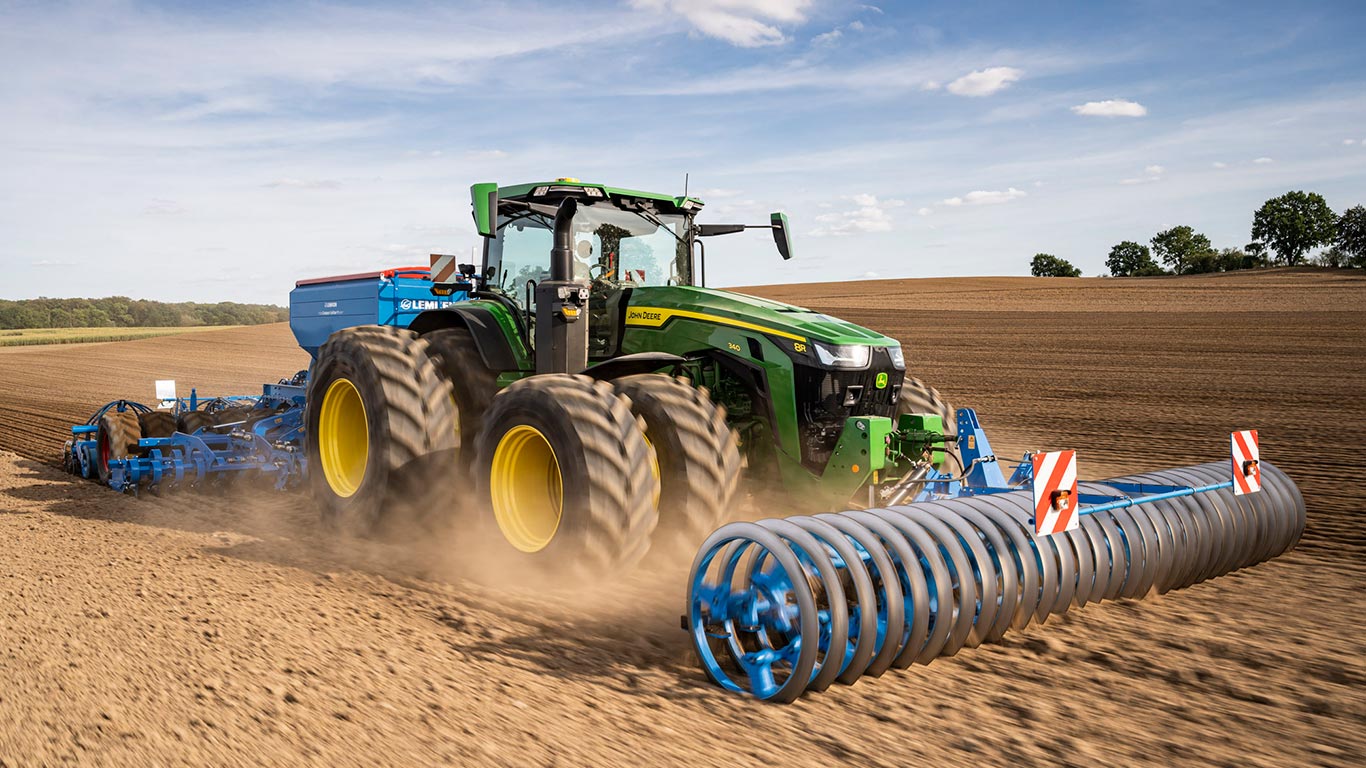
812, 341, 871, 370
886, 344, 905, 370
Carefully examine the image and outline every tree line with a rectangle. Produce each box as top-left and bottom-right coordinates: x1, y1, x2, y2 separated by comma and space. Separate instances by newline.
0, 297, 288, 330
1031, 191, 1366, 277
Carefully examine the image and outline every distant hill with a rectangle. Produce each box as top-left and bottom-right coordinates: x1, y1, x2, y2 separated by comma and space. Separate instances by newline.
0, 297, 287, 330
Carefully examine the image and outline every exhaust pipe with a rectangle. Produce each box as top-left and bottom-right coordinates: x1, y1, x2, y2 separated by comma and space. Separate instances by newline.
535, 197, 590, 374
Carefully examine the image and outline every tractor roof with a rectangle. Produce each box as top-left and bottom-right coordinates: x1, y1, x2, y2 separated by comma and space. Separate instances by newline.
496, 178, 705, 213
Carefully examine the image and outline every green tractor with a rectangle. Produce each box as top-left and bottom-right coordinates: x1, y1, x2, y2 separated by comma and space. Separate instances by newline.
306, 178, 955, 580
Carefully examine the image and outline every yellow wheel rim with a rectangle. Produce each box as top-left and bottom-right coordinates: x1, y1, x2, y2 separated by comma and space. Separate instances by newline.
318, 377, 368, 497
643, 433, 661, 508
490, 425, 563, 553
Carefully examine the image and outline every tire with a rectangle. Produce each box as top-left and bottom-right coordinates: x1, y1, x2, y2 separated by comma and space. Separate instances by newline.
307, 326, 458, 537
96, 409, 142, 484
212, 406, 251, 426
422, 326, 501, 477
138, 411, 177, 442
177, 411, 215, 434
475, 374, 657, 582
611, 374, 741, 556
896, 376, 962, 470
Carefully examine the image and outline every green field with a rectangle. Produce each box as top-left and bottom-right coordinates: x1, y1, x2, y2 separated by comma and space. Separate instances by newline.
0, 326, 240, 347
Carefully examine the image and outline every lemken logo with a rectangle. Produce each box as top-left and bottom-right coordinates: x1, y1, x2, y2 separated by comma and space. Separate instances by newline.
399, 298, 453, 311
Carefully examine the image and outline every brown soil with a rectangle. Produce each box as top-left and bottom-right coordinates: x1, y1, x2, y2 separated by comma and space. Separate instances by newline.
0, 269, 1363, 766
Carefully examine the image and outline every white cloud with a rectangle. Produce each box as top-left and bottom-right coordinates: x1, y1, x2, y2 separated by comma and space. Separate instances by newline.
1071, 99, 1148, 117
1212, 161, 1228, 169
1253, 156, 1274, 164
630, 0, 812, 47
812, 18, 868, 46
941, 187, 1026, 206
1345, 139, 1358, 146
809, 193, 906, 236
812, 28, 842, 45
1144, 164, 1165, 176
946, 66, 1023, 97
917, 207, 933, 216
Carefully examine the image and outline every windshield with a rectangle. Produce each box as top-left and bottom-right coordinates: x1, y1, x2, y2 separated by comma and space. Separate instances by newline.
486, 202, 692, 306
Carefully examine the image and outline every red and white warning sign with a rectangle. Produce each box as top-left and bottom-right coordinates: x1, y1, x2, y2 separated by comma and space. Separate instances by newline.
1032, 449, 1079, 536
430, 253, 458, 283
1231, 429, 1261, 496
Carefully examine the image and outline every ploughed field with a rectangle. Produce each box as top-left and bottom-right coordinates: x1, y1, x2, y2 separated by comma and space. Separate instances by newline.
0, 269, 1362, 766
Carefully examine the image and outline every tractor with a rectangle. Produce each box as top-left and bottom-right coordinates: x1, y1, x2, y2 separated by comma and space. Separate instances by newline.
63, 177, 1307, 700
303, 178, 952, 580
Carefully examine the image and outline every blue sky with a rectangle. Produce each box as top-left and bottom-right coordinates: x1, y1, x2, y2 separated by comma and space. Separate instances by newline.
2, 0, 1364, 303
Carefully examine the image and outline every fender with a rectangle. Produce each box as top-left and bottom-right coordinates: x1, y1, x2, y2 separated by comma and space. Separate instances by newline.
409, 302, 532, 372
582, 352, 687, 381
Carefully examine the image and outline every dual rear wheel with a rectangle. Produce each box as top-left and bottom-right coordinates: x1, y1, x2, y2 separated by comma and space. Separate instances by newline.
307, 325, 740, 583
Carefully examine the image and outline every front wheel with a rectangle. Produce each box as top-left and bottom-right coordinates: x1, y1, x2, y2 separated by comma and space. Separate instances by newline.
475, 374, 658, 583
611, 374, 741, 556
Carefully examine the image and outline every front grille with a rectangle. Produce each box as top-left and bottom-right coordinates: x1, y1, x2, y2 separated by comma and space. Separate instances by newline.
792, 349, 903, 472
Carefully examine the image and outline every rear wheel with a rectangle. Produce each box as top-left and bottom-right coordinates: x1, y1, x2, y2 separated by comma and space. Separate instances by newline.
96, 409, 142, 483
475, 375, 657, 582
307, 326, 457, 536
611, 374, 741, 556
897, 376, 962, 471
422, 326, 501, 477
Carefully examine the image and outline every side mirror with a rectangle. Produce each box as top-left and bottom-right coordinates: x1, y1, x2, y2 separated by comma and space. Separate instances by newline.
697, 223, 746, 237
770, 212, 794, 260
471, 182, 499, 238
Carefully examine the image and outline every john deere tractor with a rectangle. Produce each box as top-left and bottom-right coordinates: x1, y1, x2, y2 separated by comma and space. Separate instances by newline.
306, 178, 954, 580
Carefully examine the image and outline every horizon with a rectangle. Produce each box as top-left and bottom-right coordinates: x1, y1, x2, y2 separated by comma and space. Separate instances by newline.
5, 264, 1349, 309
3, 0, 1364, 304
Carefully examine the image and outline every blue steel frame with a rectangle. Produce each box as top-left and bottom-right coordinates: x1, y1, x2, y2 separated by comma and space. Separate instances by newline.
908, 407, 1239, 522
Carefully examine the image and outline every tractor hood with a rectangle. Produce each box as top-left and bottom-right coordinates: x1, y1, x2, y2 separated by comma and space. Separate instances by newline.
624, 286, 898, 347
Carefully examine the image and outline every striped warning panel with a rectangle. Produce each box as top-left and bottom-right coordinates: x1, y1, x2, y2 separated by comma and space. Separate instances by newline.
1032, 449, 1079, 536
1231, 429, 1261, 496
430, 253, 458, 283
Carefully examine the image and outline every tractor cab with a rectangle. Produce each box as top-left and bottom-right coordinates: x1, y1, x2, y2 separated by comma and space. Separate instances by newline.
475, 180, 698, 360
459, 178, 795, 362
483, 178, 698, 292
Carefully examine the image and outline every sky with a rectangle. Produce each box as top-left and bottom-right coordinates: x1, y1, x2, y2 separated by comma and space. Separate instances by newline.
2, 0, 1364, 304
